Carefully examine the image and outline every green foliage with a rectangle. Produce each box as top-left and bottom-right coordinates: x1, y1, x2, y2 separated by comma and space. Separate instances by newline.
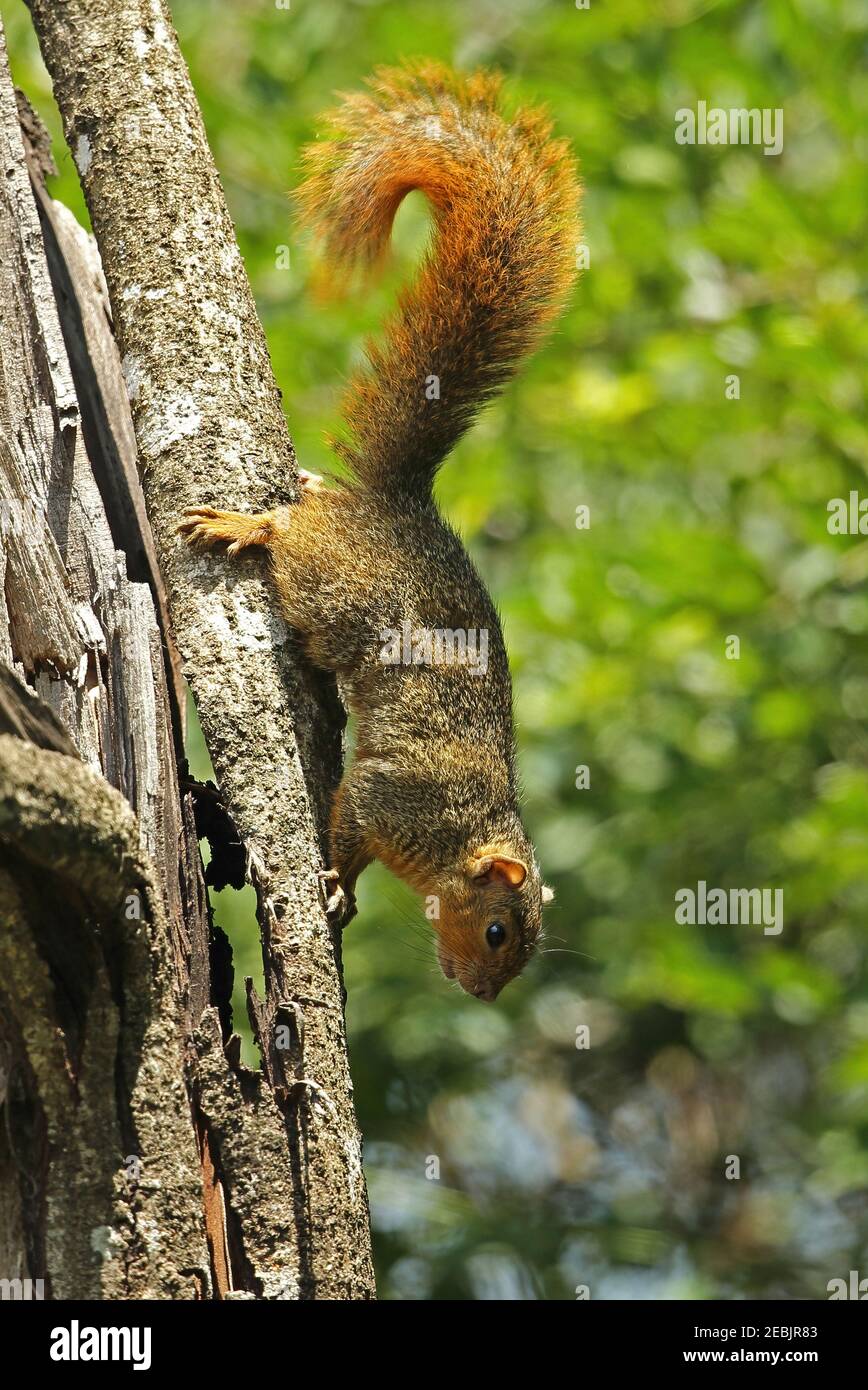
5, 0, 867, 1299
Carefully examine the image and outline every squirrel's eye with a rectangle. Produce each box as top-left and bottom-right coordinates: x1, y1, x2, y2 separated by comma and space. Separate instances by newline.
485, 922, 507, 949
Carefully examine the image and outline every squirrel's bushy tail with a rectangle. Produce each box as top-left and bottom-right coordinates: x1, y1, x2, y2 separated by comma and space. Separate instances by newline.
298, 63, 579, 498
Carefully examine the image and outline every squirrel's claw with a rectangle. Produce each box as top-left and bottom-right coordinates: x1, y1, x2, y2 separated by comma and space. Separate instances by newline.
177, 506, 222, 549
317, 868, 357, 928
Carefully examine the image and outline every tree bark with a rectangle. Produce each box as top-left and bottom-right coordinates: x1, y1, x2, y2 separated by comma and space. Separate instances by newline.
0, 2, 374, 1299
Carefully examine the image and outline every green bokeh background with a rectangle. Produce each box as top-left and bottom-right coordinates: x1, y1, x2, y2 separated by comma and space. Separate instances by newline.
4, 0, 867, 1299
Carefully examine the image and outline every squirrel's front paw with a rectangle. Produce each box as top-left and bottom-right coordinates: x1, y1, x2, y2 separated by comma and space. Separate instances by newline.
317, 868, 357, 928
177, 506, 274, 555
177, 506, 224, 549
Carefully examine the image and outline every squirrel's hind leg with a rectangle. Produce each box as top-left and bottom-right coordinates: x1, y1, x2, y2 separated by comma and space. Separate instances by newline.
178, 505, 276, 555
319, 776, 374, 925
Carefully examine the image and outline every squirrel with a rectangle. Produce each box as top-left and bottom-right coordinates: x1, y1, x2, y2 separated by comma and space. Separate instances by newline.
179, 62, 579, 1002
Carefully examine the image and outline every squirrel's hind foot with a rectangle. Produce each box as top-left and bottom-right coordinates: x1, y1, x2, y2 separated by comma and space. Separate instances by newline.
298, 469, 324, 492
178, 506, 275, 555
317, 868, 357, 928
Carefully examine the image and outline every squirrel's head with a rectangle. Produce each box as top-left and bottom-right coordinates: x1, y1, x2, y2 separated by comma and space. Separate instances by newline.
433, 844, 554, 1002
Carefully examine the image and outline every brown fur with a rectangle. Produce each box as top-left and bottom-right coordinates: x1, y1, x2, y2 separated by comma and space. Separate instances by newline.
179, 63, 578, 1001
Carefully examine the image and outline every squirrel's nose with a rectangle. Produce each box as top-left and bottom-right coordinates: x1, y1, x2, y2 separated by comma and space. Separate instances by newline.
472, 985, 496, 1002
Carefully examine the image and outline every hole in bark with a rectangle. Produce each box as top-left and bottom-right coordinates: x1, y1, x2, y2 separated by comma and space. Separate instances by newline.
209, 882, 264, 1071
185, 690, 265, 1071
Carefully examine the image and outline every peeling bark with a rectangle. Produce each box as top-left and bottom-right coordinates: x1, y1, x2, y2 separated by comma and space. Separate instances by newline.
0, 2, 374, 1300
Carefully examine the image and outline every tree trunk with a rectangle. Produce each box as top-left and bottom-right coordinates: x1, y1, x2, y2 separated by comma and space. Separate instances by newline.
0, 4, 374, 1300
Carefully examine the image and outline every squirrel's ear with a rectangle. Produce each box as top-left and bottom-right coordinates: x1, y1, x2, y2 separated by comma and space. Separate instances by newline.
467, 854, 528, 888
541, 884, 555, 904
